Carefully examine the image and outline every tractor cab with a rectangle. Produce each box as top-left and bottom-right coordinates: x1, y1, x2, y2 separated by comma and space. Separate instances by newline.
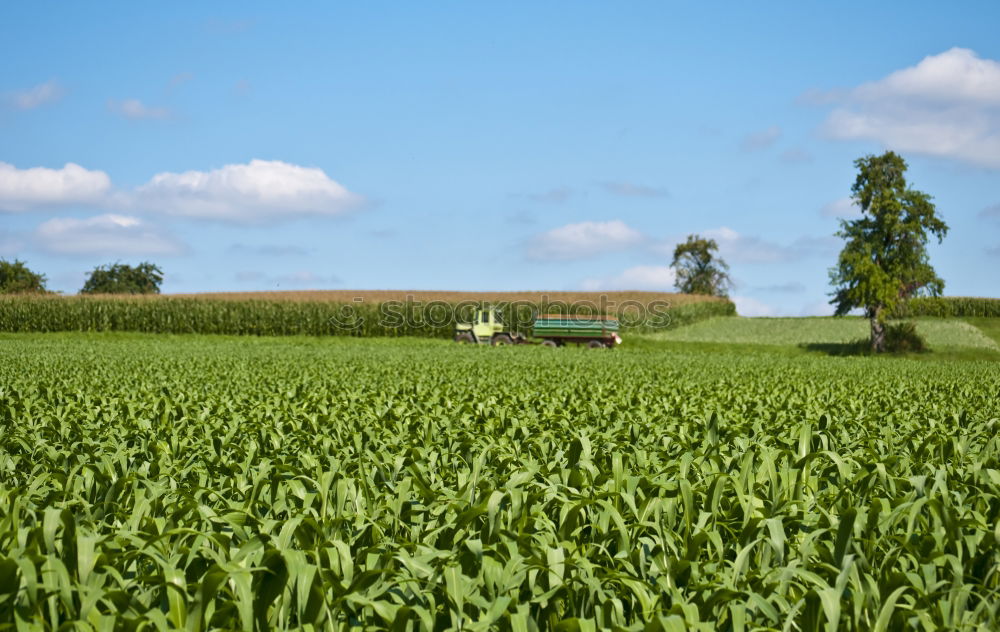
454, 307, 516, 345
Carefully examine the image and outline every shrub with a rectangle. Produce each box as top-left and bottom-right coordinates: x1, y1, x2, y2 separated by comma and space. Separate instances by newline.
0, 259, 48, 294
884, 321, 926, 353
81, 262, 163, 294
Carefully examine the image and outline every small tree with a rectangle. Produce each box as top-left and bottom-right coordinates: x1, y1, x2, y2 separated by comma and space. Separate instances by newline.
829, 151, 948, 352
672, 234, 732, 297
0, 259, 48, 294
80, 262, 164, 295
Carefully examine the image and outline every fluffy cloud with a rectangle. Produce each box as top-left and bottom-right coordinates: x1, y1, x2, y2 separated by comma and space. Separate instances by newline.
0, 162, 112, 212
599, 181, 669, 198
980, 203, 1000, 221
820, 48, 1000, 169
0, 159, 362, 224
34, 214, 183, 256
581, 265, 676, 291
741, 125, 782, 151
108, 99, 172, 120
134, 159, 364, 223
7, 80, 63, 110
852, 48, 1000, 104
527, 220, 644, 261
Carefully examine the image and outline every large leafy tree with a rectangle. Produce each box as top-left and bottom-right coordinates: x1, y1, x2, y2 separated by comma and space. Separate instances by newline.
829, 151, 948, 352
672, 235, 732, 297
0, 259, 48, 294
80, 262, 164, 295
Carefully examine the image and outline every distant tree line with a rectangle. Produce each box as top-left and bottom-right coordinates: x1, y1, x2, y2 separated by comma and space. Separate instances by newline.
0, 260, 163, 295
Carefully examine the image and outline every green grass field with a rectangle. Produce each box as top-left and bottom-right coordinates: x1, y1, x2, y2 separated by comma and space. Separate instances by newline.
965, 318, 1000, 346
2, 332, 999, 629
645, 316, 1000, 352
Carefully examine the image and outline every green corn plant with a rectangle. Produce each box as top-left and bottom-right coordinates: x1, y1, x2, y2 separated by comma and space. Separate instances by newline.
0, 334, 998, 629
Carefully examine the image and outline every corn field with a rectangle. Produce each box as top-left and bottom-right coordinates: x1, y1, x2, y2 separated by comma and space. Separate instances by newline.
0, 296, 734, 337
1, 334, 999, 630
891, 297, 1000, 319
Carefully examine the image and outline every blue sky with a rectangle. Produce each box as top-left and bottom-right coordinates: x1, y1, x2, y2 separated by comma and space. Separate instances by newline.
2, 1, 998, 315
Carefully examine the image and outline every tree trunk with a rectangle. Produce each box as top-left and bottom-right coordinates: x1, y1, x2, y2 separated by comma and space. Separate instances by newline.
870, 306, 886, 353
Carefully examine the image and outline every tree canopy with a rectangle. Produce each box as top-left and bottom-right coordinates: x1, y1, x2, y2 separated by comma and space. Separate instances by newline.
0, 259, 48, 294
80, 262, 164, 295
829, 151, 948, 351
672, 235, 732, 297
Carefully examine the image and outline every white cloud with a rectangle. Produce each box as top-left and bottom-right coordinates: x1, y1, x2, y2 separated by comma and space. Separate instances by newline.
741, 125, 782, 151
0, 162, 112, 212
854, 48, 1000, 105
980, 203, 1000, 221
7, 80, 64, 110
821, 48, 1000, 169
34, 214, 183, 256
527, 220, 644, 261
599, 181, 669, 198
581, 265, 676, 291
821, 197, 861, 219
133, 159, 364, 223
108, 98, 172, 120
732, 296, 776, 317
0, 159, 362, 224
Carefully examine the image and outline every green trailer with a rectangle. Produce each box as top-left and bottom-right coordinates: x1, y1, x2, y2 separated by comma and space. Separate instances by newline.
531, 313, 621, 348
454, 308, 621, 348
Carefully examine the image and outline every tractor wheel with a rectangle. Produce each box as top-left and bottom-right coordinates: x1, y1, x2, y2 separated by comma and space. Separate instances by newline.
492, 334, 513, 346
455, 332, 474, 344
587, 340, 607, 349
541, 339, 558, 348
